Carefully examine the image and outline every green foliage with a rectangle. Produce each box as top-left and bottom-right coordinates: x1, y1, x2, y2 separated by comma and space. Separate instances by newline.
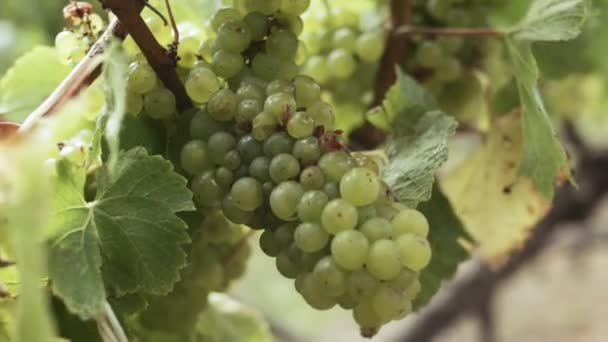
375, 69, 457, 207
48, 148, 193, 319
510, 0, 589, 41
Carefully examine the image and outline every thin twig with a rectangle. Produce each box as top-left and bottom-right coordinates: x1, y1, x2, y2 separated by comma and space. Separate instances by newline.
477, 295, 496, 342
396, 25, 505, 37
163, 0, 180, 44
97, 301, 128, 342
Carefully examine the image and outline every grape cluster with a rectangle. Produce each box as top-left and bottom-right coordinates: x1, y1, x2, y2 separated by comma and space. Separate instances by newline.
300, 10, 385, 106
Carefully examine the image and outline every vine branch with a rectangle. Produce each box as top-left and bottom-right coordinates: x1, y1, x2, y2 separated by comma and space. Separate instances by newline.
99, 0, 192, 111
396, 25, 505, 37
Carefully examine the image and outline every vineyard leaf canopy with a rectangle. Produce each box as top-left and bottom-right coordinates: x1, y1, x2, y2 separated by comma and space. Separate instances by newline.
373, 68, 458, 207
48, 148, 193, 319
443, 113, 550, 260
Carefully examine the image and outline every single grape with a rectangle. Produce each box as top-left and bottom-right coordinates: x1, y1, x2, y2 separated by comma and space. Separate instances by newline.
293, 136, 321, 164
190, 110, 225, 140
180, 140, 211, 175
372, 284, 410, 322
293, 75, 321, 108
245, 0, 281, 15
191, 170, 224, 207
337, 292, 359, 310
321, 199, 358, 234
294, 222, 329, 253
323, 182, 340, 199
331, 230, 369, 270
396, 234, 431, 271
211, 49, 245, 78
305, 101, 335, 129
353, 298, 384, 332
260, 229, 280, 257
266, 79, 295, 96
357, 205, 377, 224
312, 256, 347, 297
251, 52, 281, 81
208, 132, 237, 164
269, 153, 301, 183
216, 19, 251, 53
318, 151, 356, 182
276, 250, 300, 278
300, 166, 325, 190
263, 132, 294, 157
339, 167, 381, 206
126, 91, 143, 115
127, 61, 157, 94
207, 88, 238, 122
230, 177, 264, 211
270, 181, 304, 221
303, 55, 329, 84
277, 60, 299, 80
236, 98, 263, 124
348, 269, 379, 299
185, 67, 221, 103
391, 209, 429, 237
222, 149, 242, 170
55, 30, 79, 60
366, 239, 402, 281
435, 58, 463, 82
144, 88, 176, 119
275, 12, 304, 35
237, 83, 266, 101
300, 273, 337, 310
415, 41, 443, 68
356, 31, 385, 62
266, 29, 298, 60
274, 223, 296, 249
297, 190, 329, 222
264, 93, 296, 122
211, 7, 241, 31
222, 194, 254, 224
360, 217, 393, 243
287, 112, 315, 138
214, 166, 234, 190
236, 134, 263, 163
248, 156, 271, 182
386, 268, 417, 292
279, 0, 311, 16
243, 11, 270, 41
405, 279, 421, 301
327, 49, 356, 79
332, 27, 356, 51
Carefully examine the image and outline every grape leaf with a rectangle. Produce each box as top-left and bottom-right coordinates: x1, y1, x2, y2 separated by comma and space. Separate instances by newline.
49, 148, 194, 319
507, 40, 570, 198
376, 68, 457, 206
443, 113, 550, 260
510, 0, 589, 41
0, 46, 71, 122
414, 186, 470, 309
197, 293, 272, 342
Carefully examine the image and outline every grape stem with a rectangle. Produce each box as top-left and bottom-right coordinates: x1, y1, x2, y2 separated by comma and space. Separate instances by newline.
100, 0, 192, 111
97, 301, 129, 342
163, 0, 180, 45
396, 25, 506, 37
19, 18, 127, 133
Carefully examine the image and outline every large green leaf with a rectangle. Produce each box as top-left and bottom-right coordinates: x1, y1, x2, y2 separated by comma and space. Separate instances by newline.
507, 40, 570, 198
49, 148, 194, 319
510, 0, 589, 41
0, 46, 71, 122
414, 186, 470, 309
375, 69, 457, 207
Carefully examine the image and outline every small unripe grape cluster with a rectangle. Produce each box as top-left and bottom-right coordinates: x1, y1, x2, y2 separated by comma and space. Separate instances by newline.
54, 12, 106, 63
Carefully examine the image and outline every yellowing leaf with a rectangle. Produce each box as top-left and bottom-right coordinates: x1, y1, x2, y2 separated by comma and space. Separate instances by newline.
442, 113, 550, 261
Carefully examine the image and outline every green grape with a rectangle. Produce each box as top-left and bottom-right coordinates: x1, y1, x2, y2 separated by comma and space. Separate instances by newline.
236, 98, 262, 124
214, 166, 234, 190
300, 250, 326, 272
269, 153, 301, 183
321, 199, 358, 234
376, 203, 399, 221
234, 165, 249, 179
279, 0, 311, 16
126, 91, 143, 115
192, 59, 213, 70
426, 0, 450, 20
348, 269, 378, 299
337, 292, 359, 310
305, 101, 335, 129
211, 7, 241, 32
359, 217, 392, 243
252, 111, 278, 140
230, 177, 264, 211
222, 194, 254, 224
180, 140, 211, 175
312, 256, 347, 297
185, 67, 221, 103
264, 92, 296, 121
303, 55, 329, 84
266, 29, 298, 59
331, 230, 369, 270
404, 279, 421, 301
208, 132, 237, 164
237, 83, 266, 101
323, 181, 340, 199
266, 79, 295, 96
191, 170, 224, 207
357, 205, 377, 224
396, 234, 431, 271
55, 30, 79, 60
300, 166, 325, 190
437, 36, 464, 54
297, 190, 329, 222
270, 181, 304, 221
277, 60, 299, 80
285, 113, 314, 140
274, 223, 296, 249
372, 285, 409, 322
198, 39, 218, 61
293, 136, 321, 164
236, 134, 263, 163
356, 31, 385, 62
243, 11, 270, 41
207, 88, 238, 122
217, 19, 251, 53
332, 27, 357, 51
211, 49, 245, 78
415, 41, 443, 68
353, 299, 384, 334
247, 157, 270, 182
327, 49, 356, 79
260, 229, 280, 257
391, 209, 429, 238
294, 222, 329, 253
293, 75, 321, 108
245, 0, 281, 15
339, 167, 381, 206
318, 151, 356, 182
144, 88, 176, 119
275, 13, 303, 35
301, 31, 321, 54
190, 110, 226, 140
295, 40, 309, 66
263, 132, 294, 157
223, 149, 242, 170
251, 52, 281, 81
366, 239, 402, 281
386, 268, 417, 292
127, 61, 157, 94
276, 250, 300, 278
178, 36, 200, 68
300, 273, 337, 310
435, 57, 463, 82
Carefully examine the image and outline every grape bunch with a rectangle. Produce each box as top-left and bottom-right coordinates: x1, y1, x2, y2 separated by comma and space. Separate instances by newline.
54, 8, 106, 63
300, 10, 385, 106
